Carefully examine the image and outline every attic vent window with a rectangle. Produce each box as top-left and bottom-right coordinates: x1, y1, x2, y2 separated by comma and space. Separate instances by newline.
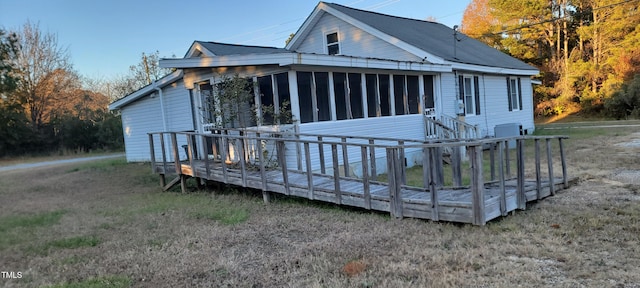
326, 32, 340, 55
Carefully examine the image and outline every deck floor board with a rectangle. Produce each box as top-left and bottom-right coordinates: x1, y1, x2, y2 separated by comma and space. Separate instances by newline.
154, 160, 571, 224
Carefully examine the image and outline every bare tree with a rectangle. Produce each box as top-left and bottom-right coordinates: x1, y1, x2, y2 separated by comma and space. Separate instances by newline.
105, 51, 173, 100
129, 51, 172, 88
12, 21, 77, 129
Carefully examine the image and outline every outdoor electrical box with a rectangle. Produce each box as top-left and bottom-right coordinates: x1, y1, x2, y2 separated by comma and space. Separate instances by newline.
456, 99, 465, 115
494, 123, 522, 149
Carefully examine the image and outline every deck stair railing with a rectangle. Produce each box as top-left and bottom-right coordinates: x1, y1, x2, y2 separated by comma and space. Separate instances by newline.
424, 113, 479, 140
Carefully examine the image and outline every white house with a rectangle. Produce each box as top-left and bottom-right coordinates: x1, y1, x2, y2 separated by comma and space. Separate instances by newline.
109, 2, 538, 163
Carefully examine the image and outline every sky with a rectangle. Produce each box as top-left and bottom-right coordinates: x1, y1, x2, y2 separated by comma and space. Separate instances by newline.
0, 0, 471, 81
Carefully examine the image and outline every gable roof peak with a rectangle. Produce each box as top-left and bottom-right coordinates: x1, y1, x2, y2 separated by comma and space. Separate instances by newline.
299, 1, 536, 71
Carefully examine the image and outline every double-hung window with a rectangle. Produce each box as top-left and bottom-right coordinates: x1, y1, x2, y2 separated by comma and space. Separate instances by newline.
326, 32, 340, 55
458, 75, 481, 116
507, 77, 522, 111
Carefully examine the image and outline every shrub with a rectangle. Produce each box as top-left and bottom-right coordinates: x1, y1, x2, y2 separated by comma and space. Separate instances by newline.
605, 74, 640, 119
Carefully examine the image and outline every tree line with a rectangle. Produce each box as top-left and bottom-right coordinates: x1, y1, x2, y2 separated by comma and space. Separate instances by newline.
0, 22, 171, 157
461, 0, 640, 119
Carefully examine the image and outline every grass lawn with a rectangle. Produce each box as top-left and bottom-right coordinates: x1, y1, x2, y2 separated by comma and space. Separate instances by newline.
1, 121, 640, 287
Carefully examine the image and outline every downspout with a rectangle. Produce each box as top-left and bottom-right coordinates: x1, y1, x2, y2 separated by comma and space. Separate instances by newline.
153, 82, 168, 132
153, 82, 172, 160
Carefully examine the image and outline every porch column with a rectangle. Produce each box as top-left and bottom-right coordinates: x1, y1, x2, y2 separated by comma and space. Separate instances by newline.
288, 71, 301, 124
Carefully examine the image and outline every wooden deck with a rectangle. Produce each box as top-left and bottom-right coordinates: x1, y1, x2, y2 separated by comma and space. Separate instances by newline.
149, 129, 573, 225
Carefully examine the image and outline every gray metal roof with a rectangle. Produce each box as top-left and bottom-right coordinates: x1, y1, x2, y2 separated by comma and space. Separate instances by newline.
324, 2, 536, 71
196, 41, 289, 56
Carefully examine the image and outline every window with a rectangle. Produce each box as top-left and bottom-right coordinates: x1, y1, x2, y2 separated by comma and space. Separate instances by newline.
458, 75, 481, 115
275, 72, 292, 124
365, 74, 379, 117
348, 73, 364, 119
297, 72, 314, 123
326, 32, 340, 55
407, 75, 420, 114
393, 75, 406, 115
507, 77, 522, 111
378, 74, 391, 116
423, 75, 434, 110
333, 72, 348, 120
297, 71, 331, 123
257, 76, 274, 124
464, 77, 474, 115
199, 83, 215, 124
314, 72, 331, 122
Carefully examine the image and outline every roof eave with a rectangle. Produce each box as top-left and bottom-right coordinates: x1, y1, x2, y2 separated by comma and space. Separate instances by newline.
451, 62, 539, 76
108, 70, 183, 111
160, 52, 452, 73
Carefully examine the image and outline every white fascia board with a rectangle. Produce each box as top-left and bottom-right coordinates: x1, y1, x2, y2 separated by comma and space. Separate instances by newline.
160, 53, 295, 68
321, 4, 446, 65
289, 53, 452, 72
451, 62, 539, 76
160, 53, 451, 73
108, 70, 183, 111
184, 41, 216, 58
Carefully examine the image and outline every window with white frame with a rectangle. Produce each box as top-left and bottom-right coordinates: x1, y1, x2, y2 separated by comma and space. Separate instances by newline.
507, 77, 522, 111
458, 75, 481, 115
326, 32, 340, 55
463, 76, 475, 115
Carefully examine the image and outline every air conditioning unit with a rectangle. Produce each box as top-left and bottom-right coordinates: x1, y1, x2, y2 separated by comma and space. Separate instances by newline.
494, 123, 522, 149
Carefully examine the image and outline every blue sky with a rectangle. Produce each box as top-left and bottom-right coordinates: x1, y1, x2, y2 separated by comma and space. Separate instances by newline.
0, 0, 470, 80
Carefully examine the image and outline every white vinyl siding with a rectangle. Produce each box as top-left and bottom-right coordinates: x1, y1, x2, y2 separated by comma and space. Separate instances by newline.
296, 13, 423, 62
293, 115, 425, 176
462, 75, 534, 137
120, 79, 192, 162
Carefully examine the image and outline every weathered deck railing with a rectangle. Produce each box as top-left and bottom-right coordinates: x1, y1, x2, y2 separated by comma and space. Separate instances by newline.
424, 114, 479, 139
148, 130, 570, 225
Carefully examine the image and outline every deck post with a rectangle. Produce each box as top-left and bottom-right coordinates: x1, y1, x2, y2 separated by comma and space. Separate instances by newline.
186, 133, 195, 169
180, 174, 188, 194
149, 133, 156, 173
203, 134, 210, 179
171, 133, 181, 176
546, 138, 555, 196
277, 140, 290, 196
386, 148, 403, 219
220, 132, 228, 183
505, 140, 511, 178
318, 136, 326, 174
238, 136, 247, 187
498, 141, 507, 216
516, 138, 526, 210
398, 140, 406, 185
304, 142, 314, 200
256, 133, 269, 202
425, 147, 439, 221
368, 139, 377, 177
535, 139, 542, 199
361, 146, 371, 210
160, 133, 168, 177
451, 145, 462, 187
331, 144, 342, 204
341, 137, 350, 177
435, 146, 444, 187
295, 125, 302, 170
489, 143, 496, 181
470, 145, 485, 225
559, 137, 568, 188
